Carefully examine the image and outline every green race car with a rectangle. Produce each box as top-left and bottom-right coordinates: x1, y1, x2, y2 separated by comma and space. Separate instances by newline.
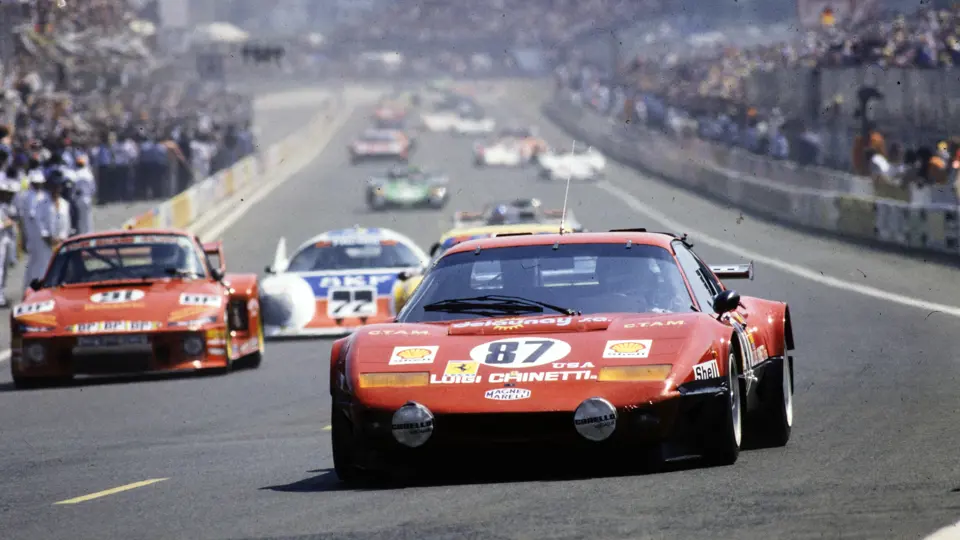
366, 165, 449, 211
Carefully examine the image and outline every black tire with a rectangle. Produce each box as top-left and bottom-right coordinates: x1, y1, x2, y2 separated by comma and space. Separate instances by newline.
703, 350, 742, 466
331, 406, 374, 486
748, 338, 792, 447
12, 375, 48, 390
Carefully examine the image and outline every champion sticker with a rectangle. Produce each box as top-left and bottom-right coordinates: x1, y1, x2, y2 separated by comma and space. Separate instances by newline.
90, 290, 145, 304
484, 388, 531, 401
603, 340, 652, 359
693, 360, 720, 380
388, 346, 438, 365
13, 300, 55, 318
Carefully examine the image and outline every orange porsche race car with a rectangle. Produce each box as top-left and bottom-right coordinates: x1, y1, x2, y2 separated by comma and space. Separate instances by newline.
330, 229, 795, 483
10, 229, 264, 388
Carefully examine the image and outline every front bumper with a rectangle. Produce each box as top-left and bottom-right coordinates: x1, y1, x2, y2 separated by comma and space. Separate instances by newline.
11, 330, 229, 379
339, 382, 728, 469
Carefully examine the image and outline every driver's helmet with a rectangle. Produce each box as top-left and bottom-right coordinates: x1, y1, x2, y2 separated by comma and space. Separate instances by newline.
596, 256, 654, 296
151, 243, 181, 267
487, 204, 510, 225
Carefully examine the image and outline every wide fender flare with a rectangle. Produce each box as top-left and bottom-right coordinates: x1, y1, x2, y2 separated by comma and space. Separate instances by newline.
223, 273, 259, 299
330, 336, 351, 396
739, 296, 792, 359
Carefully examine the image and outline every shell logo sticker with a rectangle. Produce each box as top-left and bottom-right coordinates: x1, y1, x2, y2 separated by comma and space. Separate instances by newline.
389, 346, 439, 366
603, 340, 653, 359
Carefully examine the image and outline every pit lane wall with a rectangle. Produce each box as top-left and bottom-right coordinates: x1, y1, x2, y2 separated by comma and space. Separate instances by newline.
542, 94, 960, 257
120, 91, 340, 232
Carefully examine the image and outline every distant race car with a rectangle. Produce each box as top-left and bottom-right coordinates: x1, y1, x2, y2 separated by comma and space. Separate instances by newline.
421, 105, 495, 135
537, 145, 607, 181
473, 127, 549, 167
329, 229, 794, 483
10, 229, 264, 388
260, 227, 430, 338
452, 198, 583, 232
392, 222, 571, 313
350, 129, 412, 164
366, 165, 449, 211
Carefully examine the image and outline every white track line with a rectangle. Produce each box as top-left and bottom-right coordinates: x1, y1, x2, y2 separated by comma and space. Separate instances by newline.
925, 520, 960, 539
597, 181, 960, 318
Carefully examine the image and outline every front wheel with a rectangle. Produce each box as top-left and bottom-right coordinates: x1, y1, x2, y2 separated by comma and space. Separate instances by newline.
703, 351, 742, 465
331, 406, 376, 486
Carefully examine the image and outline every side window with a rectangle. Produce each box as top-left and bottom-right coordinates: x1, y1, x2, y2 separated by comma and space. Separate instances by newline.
672, 242, 717, 313
691, 251, 723, 296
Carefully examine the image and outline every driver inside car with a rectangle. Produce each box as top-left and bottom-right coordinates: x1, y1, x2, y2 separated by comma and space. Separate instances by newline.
592, 256, 690, 313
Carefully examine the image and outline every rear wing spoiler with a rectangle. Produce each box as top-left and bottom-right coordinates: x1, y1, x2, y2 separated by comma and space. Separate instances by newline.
202, 241, 225, 274
710, 263, 754, 281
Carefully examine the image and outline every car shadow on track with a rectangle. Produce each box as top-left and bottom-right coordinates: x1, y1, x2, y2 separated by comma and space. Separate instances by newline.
261, 458, 712, 493
0, 361, 261, 392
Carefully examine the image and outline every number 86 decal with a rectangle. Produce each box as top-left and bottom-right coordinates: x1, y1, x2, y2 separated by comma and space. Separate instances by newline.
468, 337, 571, 368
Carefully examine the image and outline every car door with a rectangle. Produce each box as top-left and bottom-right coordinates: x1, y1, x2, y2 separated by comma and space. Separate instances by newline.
673, 242, 757, 373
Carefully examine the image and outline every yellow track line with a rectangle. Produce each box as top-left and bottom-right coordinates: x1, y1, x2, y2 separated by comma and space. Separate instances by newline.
54, 478, 169, 505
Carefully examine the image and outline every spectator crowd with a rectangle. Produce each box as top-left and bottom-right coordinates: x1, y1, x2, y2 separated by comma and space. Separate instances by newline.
554, 2, 960, 205
0, 0, 258, 306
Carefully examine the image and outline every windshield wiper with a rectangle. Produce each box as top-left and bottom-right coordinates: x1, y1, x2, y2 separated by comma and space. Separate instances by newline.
423, 295, 578, 316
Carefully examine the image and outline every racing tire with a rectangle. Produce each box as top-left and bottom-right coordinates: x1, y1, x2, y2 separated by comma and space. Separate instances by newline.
12, 375, 65, 390
350, 155, 360, 166
239, 315, 265, 370
331, 406, 377, 486
703, 349, 742, 466
747, 340, 792, 448
474, 158, 484, 168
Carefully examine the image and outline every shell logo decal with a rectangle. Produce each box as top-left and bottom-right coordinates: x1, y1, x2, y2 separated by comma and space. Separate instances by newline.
397, 348, 431, 360
611, 342, 646, 354
389, 345, 439, 365
603, 339, 653, 359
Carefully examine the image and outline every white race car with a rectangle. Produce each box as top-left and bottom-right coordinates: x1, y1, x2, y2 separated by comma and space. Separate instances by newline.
421, 109, 495, 135
259, 226, 429, 337
537, 145, 607, 181
473, 137, 528, 166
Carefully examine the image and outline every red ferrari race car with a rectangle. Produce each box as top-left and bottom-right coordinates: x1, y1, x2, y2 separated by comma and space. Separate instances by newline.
329, 229, 795, 483
10, 229, 264, 388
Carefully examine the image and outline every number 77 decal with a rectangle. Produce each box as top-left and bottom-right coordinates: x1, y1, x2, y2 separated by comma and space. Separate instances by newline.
327, 287, 378, 318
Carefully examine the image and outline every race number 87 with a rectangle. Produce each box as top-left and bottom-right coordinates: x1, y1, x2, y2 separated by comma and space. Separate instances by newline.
485, 339, 554, 365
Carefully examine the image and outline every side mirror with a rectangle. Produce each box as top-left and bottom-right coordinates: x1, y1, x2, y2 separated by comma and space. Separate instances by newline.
264, 265, 274, 274
429, 243, 441, 256
28, 278, 42, 291
397, 271, 412, 281
712, 289, 741, 315
210, 268, 225, 281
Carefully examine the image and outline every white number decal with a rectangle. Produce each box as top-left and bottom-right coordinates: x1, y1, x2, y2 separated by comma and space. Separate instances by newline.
327, 287, 378, 318
468, 338, 571, 368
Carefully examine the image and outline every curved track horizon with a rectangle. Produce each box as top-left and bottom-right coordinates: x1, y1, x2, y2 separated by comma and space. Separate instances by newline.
1, 80, 959, 540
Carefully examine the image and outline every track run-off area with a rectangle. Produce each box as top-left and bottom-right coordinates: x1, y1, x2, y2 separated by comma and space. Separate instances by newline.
2, 80, 960, 540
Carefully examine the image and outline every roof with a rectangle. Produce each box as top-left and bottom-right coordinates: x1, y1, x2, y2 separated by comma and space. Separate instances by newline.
442, 231, 679, 256
68, 228, 192, 244
297, 226, 424, 253
438, 223, 564, 244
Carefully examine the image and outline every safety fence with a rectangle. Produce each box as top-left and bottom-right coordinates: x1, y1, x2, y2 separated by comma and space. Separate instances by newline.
543, 95, 960, 257
121, 92, 339, 231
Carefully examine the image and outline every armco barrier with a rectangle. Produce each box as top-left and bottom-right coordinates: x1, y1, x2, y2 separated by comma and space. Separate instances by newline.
542, 97, 960, 257
122, 92, 340, 232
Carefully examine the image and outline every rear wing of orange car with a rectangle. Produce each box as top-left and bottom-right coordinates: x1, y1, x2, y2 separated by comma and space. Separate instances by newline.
203, 241, 226, 274
710, 263, 754, 281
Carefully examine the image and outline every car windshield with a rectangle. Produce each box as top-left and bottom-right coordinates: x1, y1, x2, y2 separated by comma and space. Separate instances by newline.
43, 235, 207, 286
361, 132, 395, 142
287, 239, 422, 271
398, 243, 695, 322
376, 118, 405, 130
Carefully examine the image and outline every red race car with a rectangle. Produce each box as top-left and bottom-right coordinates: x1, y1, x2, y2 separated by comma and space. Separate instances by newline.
10, 229, 264, 388
329, 229, 795, 482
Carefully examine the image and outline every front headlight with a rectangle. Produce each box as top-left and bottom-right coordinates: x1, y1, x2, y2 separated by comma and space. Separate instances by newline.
359, 371, 430, 388
598, 365, 672, 382
182, 335, 205, 356
431, 186, 446, 196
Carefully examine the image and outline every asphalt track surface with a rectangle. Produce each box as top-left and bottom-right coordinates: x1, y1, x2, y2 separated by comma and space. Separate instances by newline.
3, 81, 960, 540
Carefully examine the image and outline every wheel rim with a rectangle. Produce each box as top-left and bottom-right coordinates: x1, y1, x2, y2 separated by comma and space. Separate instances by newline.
783, 343, 793, 427
729, 352, 742, 447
